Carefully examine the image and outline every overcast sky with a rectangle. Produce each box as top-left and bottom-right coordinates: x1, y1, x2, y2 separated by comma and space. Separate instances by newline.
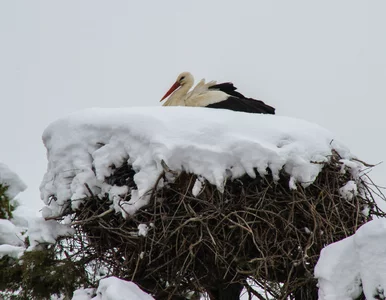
1, 1, 386, 212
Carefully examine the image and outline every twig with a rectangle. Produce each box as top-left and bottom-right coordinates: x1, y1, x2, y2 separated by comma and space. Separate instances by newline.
161, 159, 178, 175
72, 208, 114, 225
351, 157, 377, 168
59, 156, 385, 299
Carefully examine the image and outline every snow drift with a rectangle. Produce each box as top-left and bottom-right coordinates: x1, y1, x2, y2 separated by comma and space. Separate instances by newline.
0, 163, 26, 259
316, 218, 386, 300
72, 276, 154, 300
0, 163, 27, 200
40, 106, 355, 219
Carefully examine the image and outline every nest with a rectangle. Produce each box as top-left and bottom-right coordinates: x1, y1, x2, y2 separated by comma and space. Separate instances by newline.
63, 151, 385, 300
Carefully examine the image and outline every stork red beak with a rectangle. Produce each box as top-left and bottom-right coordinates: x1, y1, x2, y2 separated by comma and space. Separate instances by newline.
160, 81, 181, 101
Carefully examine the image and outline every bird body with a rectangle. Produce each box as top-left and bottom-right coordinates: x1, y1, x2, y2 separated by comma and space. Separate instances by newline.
160, 72, 275, 114
161, 73, 226, 107
185, 80, 228, 107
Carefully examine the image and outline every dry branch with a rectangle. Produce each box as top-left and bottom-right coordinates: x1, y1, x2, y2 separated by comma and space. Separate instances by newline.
57, 151, 385, 299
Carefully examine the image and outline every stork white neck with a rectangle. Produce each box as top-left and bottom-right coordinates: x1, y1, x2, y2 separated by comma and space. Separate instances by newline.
161, 72, 195, 106
162, 81, 193, 106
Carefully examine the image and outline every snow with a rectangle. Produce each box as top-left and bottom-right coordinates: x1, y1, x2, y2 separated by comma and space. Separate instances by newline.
138, 224, 149, 237
0, 244, 24, 259
40, 107, 358, 218
315, 219, 386, 300
0, 219, 24, 246
92, 276, 154, 300
339, 180, 358, 201
315, 235, 361, 299
11, 205, 37, 228
0, 163, 27, 199
0, 163, 29, 261
354, 219, 386, 299
27, 217, 75, 250
192, 176, 205, 197
72, 288, 96, 300
106, 185, 129, 215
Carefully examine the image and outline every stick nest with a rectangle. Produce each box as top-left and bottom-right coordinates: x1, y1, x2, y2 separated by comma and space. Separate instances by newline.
64, 151, 385, 299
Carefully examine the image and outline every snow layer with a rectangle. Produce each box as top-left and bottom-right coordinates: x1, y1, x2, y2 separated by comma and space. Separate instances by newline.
72, 288, 96, 300
27, 217, 74, 250
354, 219, 386, 299
0, 244, 24, 259
316, 219, 386, 300
192, 176, 205, 197
0, 163, 27, 199
138, 224, 149, 237
0, 219, 24, 246
40, 107, 356, 218
92, 276, 154, 300
315, 235, 362, 299
339, 180, 358, 201
0, 164, 29, 261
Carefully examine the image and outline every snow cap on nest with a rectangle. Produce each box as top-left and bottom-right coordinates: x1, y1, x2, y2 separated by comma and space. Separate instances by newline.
40, 107, 357, 218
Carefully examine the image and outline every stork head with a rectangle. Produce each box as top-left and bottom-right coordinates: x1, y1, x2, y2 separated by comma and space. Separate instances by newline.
176, 72, 194, 86
160, 72, 194, 102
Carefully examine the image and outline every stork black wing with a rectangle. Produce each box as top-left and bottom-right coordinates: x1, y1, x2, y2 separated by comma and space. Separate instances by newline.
208, 82, 246, 98
208, 82, 275, 114
207, 96, 275, 114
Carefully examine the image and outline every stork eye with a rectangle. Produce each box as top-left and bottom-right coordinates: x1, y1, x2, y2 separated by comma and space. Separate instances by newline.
180, 76, 185, 81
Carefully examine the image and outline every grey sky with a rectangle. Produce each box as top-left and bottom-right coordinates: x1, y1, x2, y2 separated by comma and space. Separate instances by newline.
1, 0, 386, 212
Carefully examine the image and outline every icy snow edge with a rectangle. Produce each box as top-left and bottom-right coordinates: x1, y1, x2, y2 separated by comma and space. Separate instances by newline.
0, 163, 27, 199
71, 276, 154, 300
315, 219, 386, 300
40, 107, 357, 218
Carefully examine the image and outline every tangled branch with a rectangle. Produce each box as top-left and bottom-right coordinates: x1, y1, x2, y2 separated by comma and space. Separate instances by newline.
57, 151, 385, 299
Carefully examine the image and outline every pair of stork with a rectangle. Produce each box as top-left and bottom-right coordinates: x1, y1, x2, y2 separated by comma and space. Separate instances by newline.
160, 72, 275, 115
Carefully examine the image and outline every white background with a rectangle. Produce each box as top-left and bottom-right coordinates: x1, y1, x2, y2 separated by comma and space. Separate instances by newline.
1, 0, 385, 211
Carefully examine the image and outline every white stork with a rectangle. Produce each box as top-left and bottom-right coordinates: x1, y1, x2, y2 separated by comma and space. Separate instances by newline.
160, 72, 275, 114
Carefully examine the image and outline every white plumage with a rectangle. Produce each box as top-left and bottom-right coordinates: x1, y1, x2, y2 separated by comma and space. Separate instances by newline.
160, 72, 228, 107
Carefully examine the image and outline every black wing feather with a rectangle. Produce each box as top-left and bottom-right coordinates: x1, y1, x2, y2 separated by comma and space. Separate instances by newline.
208, 82, 246, 98
207, 97, 275, 114
207, 82, 275, 114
